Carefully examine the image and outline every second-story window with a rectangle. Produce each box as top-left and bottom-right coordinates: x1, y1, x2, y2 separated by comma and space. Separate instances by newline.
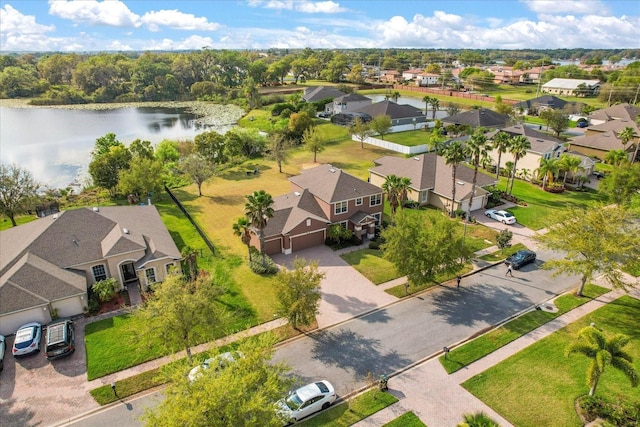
355, 197, 363, 206
370, 194, 382, 206
335, 201, 348, 215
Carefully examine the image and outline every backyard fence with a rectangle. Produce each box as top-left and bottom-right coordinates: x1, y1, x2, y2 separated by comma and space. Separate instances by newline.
164, 185, 216, 255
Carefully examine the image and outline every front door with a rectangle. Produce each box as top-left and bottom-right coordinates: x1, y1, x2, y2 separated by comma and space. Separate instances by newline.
121, 262, 138, 283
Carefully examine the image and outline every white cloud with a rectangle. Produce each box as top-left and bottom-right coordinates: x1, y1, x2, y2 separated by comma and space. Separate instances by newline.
248, 0, 346, 13
140, 10, 220, 32
520, 0, 608, 15
296, 1, 346, 13
106, 40, 133, 51
1, 4, 55, 35
48, 0, 140, 27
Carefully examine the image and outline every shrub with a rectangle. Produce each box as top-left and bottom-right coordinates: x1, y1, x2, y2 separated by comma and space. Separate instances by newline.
369, 240, 381, 250
249, 255, 279, 275
92, 278, 119, 302
454, 209, 467, 219
87, 296, 100, 315
579, 395, 639, 427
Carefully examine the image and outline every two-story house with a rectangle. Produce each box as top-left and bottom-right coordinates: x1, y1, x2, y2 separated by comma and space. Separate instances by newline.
254, 165, 384, 255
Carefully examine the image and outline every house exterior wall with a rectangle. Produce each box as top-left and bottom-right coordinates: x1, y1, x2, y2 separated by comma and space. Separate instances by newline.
329, 195, 383, 225
51, 296, 85, 319
0, 306, 50, 336
332, 99, 370, 113
567, 145, 607, 160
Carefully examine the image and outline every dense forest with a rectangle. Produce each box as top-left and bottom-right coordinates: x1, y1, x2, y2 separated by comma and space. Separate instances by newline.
0, 48, 639, 105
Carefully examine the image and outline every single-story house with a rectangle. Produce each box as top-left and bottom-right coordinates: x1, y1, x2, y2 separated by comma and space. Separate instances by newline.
486, 125, 567, 176
442, 108, 511, 129
512, 95, 584, 115
253, 164, 384, 255
587, 103, 640, 126
0, 206, 182, 335
568, 130, 635, 161
369, 153, 496, 214
354, 100, 427, 128
302, 86, 346, 103
541, 78, 600, 97
328, 93, 372, 115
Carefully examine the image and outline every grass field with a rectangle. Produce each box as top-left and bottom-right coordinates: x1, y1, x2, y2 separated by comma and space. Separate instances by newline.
463, 295, 640, 427
385, 129, 432, 147
299, 389, 398, 426
495, 177, 607, 230
383, 411, 426, 427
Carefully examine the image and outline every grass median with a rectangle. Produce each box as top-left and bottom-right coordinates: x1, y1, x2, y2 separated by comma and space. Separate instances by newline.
299, 389, 398, 426
439, 283, 610, 374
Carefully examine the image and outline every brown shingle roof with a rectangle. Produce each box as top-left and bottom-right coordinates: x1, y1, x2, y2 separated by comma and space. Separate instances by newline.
264, 189, 329, 236
589, 103, 640, 122
488, 125, 564, 155
289, 164, 382, 203
569, 131, 631, 152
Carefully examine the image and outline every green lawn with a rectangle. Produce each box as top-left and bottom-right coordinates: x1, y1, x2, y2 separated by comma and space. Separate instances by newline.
300, 389, 398, 426
463, 295, 640, 427
384, 130, 431, 147
497, 178, 607, 230
383, 412, 426, 427
440, 283, 609, 374
340, 249, 400, 284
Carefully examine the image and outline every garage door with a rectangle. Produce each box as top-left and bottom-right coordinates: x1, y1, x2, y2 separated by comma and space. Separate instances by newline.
0, 307, 51, 336
291, 230, 325, 252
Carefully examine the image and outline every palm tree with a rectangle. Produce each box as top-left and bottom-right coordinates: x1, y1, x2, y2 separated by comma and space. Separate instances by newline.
441, 140, 467, 217
618, 126, 639, 163
397, 176, 412, 209
566, 326, 639, 396
464, 129, 490, 222
232, 217, 253, 262
604, 149, 629, 167
392, 91, 400, 103
430, 98, 439, 120
507, 135, 531, 195
491, 131, 512, 183
422, 95, 432, 115
244, 190, 274, 266
535, 157, 560, 190
382, 174, 402, 215
457, 412, 500, 427
557, 154, 583, 185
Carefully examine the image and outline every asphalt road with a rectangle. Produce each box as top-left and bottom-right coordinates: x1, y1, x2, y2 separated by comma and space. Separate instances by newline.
62, 248, 575, 427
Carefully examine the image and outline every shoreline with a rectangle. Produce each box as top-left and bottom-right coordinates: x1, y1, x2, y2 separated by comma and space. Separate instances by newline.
0, 99, 247, 126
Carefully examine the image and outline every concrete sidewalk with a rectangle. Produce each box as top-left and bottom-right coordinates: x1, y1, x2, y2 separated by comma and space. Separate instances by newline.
352, 281, 638, 427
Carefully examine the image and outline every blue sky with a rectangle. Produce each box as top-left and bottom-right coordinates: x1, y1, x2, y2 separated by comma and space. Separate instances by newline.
1, 0, 638, 52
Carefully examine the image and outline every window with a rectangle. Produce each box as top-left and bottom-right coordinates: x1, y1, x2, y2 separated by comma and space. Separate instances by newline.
421, 191, 428, 202
370, 194, 382, 206
372, 213, 381, 225
340, 221, 348, 229
355, 197, 363, 206
165, 263, 174, 274
334, 201, 348, 215
92, 265, 107, 282
145, 268, 156, 284
306, 219, 311, 226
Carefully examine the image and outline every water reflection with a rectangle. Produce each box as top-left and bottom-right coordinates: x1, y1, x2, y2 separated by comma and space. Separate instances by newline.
0, 106, 230, 189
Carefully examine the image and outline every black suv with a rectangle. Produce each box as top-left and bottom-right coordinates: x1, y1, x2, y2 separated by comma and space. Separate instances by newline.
45, 319, 75, 360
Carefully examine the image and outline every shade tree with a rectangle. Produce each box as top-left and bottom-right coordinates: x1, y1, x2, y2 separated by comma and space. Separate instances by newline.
0, 163, 40, 227
275, 258, 325, 330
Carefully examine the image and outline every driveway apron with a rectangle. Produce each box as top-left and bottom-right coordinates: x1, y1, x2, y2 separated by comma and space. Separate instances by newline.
272, 244, 398, 328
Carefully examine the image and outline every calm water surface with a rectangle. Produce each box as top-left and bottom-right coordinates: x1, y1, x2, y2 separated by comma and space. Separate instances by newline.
0, 107, 230, 189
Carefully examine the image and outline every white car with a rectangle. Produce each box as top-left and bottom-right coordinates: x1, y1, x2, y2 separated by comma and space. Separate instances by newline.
188, 351, 242, 382
484, 209, 516, 225
12, 322, 42, 357
277, 380, 336, 424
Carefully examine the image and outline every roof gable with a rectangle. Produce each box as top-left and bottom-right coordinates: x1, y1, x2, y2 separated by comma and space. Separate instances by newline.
354, 100, 423, 120
442, 108, 510, 128
289, 164, 381, 203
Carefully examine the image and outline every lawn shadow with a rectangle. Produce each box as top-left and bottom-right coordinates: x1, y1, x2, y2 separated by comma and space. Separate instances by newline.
310, 328, 411, 379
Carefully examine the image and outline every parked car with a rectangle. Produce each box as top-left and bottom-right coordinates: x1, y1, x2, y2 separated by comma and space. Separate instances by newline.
188, 351, 243, 382
276, 380, 336, 424
484, 209, 516, 225
45, 319, 75, 360
506, 249, 537, 269
576, 120, 589, 128
0, 335, 5, 371
12, 322, 42, 357
593, 171, 606, 180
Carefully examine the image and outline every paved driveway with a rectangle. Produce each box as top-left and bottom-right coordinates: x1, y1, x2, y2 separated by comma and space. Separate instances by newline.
272, 245, 397, 328
0, 316, 100, 427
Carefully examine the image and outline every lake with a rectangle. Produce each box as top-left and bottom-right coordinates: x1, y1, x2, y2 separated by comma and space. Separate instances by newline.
0, 106, 235, 190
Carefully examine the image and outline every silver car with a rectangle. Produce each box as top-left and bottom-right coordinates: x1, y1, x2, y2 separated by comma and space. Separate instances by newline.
12, 322, 42, 357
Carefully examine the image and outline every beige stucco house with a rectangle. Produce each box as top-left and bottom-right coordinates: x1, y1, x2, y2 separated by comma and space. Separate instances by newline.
0, 206, 181, 335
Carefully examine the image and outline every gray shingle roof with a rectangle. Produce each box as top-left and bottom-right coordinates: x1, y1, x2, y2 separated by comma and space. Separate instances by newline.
588, 103, 640, 122
569, 131, 630, 152
512, 95, 569, 111
303, 86, 346, 102
289, 164, 382, 203
442, 109, 510, 128
354, 100, 424, 120
487, 125, 564, 155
